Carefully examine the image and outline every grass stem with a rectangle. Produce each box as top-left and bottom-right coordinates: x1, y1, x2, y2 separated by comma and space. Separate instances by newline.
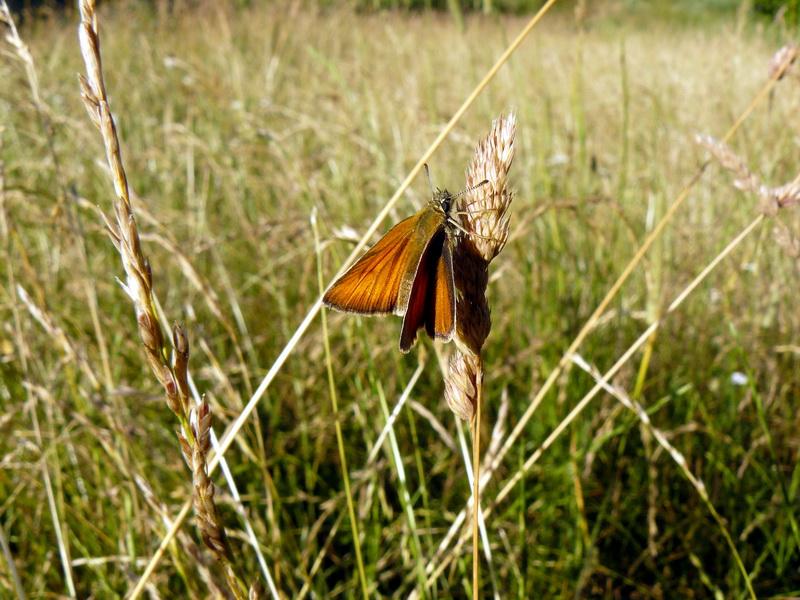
312, 210, 370, 600
471, 358, 483, 599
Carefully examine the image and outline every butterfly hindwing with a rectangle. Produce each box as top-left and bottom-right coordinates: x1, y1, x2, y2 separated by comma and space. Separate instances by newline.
426, 238, 455, 341
399, 227, 455, 352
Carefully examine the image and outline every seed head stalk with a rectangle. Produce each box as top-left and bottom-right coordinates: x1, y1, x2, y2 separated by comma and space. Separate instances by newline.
444, 113, 516, 598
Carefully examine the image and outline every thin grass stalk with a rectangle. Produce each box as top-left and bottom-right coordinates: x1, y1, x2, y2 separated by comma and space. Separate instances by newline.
369, 377, 427, 592
296, 511, 347, 600
632, 190, 665, 401
0, 126, 77, 600
366, 362, 426, 465
471, 360, 482, 599
31, 393, 77, 598
632, 193, 665, 543
433, 401, 496, 599
0, 521, 24, 600
312, 210, 370, 600
128, 2, 561, 593
342, 321, 428, 589
424, 45, 800, 574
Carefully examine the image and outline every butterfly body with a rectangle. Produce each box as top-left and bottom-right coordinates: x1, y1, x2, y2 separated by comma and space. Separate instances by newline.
323, 190, 457, 353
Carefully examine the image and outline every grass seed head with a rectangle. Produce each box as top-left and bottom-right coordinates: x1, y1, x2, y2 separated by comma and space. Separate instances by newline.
445, 113, 516, 420
769, 42, 799, 80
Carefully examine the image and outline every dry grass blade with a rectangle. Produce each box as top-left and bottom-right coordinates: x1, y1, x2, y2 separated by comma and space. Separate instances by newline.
312, 209, 370, 599
366, 360, 426, 465
0, 521, 25, 600
16, 285, 100, 390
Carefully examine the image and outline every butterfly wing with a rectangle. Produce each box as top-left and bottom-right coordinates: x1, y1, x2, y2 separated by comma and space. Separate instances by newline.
426, 238, 455, 341
323, 214, 423, 315
399, 228, 455, 353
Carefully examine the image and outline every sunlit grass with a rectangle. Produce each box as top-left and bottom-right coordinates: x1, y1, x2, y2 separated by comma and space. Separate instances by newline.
1, 2, 799, 597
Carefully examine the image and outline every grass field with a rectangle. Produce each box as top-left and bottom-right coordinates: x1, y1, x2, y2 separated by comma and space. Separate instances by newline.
1, 1, 799, 597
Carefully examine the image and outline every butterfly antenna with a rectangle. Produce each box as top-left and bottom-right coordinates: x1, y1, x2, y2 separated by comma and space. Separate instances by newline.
424, 163, 435, 195
454, 178, 490, 199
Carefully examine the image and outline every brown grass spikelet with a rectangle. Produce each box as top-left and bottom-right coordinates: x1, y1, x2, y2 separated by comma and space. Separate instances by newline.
178, 400, 247, 596
444, 351, 481, 422
446, 113, 516, 420
189, 401, 230, 560
773, 225, 800, 257
768, 42, 799, 80
695, 134, 760, 194
696, 133, 800, 254
696, 134, 800, 214
172, 324, 192, 415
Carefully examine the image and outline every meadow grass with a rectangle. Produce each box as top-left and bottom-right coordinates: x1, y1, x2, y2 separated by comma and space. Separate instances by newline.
1, 1, 799, 597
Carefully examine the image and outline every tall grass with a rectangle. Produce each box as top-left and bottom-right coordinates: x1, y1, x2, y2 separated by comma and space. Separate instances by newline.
1, 1, 799, 597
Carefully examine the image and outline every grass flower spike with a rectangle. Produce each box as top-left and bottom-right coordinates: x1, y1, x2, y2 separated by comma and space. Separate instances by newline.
446, 113, 515, 599
446, 113, 516, 421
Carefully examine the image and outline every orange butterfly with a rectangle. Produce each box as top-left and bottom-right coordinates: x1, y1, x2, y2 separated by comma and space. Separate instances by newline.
324, 170, 486, 352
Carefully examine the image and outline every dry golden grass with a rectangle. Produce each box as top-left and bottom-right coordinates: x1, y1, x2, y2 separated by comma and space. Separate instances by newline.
1, 1, 799, 597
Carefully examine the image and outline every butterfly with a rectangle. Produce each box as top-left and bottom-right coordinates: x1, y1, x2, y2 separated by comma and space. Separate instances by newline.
323, 169, 487, 352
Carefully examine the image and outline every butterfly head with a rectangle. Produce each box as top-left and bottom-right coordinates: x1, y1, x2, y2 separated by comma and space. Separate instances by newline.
432, 188, 454, 215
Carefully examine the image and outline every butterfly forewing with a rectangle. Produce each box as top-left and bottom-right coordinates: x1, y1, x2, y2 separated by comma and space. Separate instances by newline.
323, 214, 423, 315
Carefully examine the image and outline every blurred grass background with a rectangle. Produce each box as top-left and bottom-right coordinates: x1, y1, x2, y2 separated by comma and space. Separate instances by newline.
1, 0, 799, 597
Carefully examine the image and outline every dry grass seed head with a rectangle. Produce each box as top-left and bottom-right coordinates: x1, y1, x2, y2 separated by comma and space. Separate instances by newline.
446, 113, 516, 420
768, 42, 799, 80
696, 133, 800, 253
